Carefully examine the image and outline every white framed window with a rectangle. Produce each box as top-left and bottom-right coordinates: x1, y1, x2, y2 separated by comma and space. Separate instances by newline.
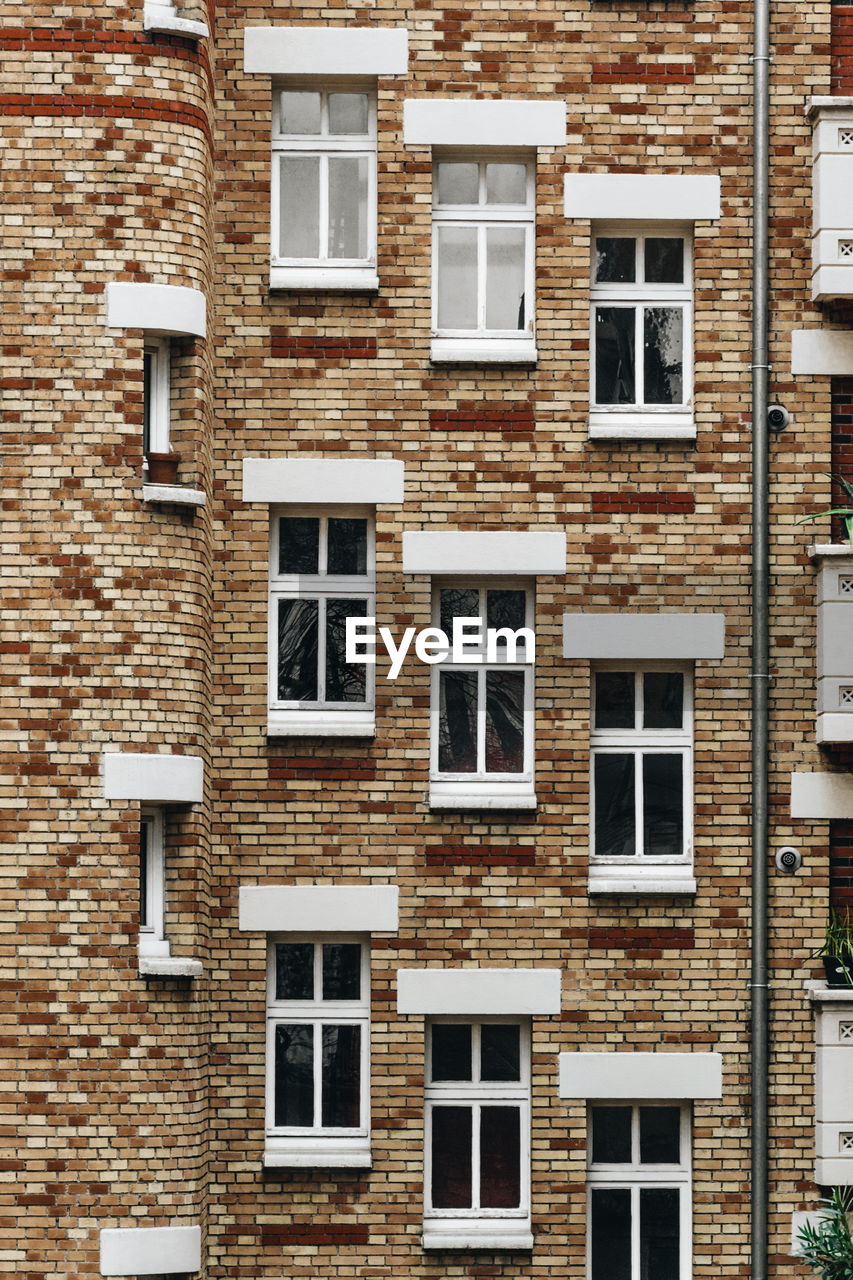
431, 155, 537, 364
589, 665, 694, 894
589, 225, 694, 439
265, 936, 370, 1167
270, 82, 378, 290
429, 582, 535, 810
424, 1018, 532, 1250
587, 1103, 691, 1280
143, 338, 170, 459
268, 508, 375, 736
139, 808, 167, 958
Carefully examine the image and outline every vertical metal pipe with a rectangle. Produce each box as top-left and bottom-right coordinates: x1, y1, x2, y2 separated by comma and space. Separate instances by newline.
751, 0, 771, 1273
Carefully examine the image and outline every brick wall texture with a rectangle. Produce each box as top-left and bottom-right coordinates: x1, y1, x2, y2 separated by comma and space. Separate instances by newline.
1, 0, 850, 1276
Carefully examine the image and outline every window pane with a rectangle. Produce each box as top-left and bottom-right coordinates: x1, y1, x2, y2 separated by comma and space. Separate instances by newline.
643, 754, 683, 857
275, 942, 314, 1001
327, 518, 368, 575
643, 671, 684, 729
436, 162, 479, 205
595, 671, 635, 730
644, 236, 684, 284
431, 1023, 472, 1081
322, 943, 361, 1001
591, 1105, 632, 1163
486, 589, 526, 634
591, 1187, 632, 1280
274, 1024, 314, 1126
480, 1024, 520, 1082
328, 92, 369, 136
595, 237, 636, 283
643, 307, 683, 405
595, 307, 636, 404
437, 226, 478, 329
438, 669, 478, 773
439, 587, 479, 635
485, 670, 525, 774
640, 1106, 682, 1164
480, 1106, 521, 1208
279, 156, 320, 259
485, 226, 526, 331
279, 90, 321, 135
485, 162, 527, 205
139, 822, 149, 927
142, 350, 152, 456
594, 753, 636, 856
431, 1106, 472, 1208
325, 598, 368, 703
277, 598, 319, 701
640, 1187, 680, 1280
278, 516, 320, 575
321, 1024, 361, 1128
328, 156, 369, 259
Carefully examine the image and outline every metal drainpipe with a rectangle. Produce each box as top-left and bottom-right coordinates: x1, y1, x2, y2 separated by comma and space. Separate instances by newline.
751, 0, 771, 1272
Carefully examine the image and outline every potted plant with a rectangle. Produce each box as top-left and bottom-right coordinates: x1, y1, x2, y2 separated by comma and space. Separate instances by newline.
145, 451, 181, 485
795, 1187, 853, 1279
814, 908, 853, 989
797, 474, 853, 543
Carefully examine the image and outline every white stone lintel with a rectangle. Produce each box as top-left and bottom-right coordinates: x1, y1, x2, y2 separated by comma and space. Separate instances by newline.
403, 530, 566, 575
397, 968, 561, 1015
792, 329, 853, 376
99, 1224, 201, 1276
564, 173, 721, 221
558, 1052, 723, 1100
144, 4, 209, 38
102, 753, 203, 805
563, 612, 725, 660
244, 27, 408, 77
791, 771, 853, 820
239, 884, 399, 933
404, 98, 566, 148
242, 457, 404, 505
106, 283, 206, 338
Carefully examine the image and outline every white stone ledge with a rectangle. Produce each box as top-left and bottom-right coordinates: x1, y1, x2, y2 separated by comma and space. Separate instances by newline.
264, 1139, 371, 1168
139, 956, 203, 978
404, 531, 566, 575
808, 96, 853, 116
99, 1224, 201, 1276
565, 173, 721, 220
243, 458, 404, 506
142, 483, 206, 507
806, 980, 853, 1005
106, 283, 206, 338
792, 329, 853, 375
144, 4, 209, 38
564, 612, 725, 660
239, 884, 399, 933
244, 27, 408, 76
102, 753, 203, 805
270, 265, 379, 293
267, 710, 376, 738
811, 543, 853, 559
588, 413, 696, 441
791, 771, 853, 820
423, 1227, 534, 1251
404, 98, 566, 147
588, 872, 697, 896
397, 967, 561, 1015
430, 337, 538, 365
817, 713, 853, 744
558, 1051, 723, 1100
428, 785, 538, 811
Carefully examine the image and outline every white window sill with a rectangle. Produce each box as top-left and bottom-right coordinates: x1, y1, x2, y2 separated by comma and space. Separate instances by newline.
423, 1223, 533, 1251
267, 709, 375, 738
588, 411, 696, 441
588, 864, 696, 896
144, 4, 209, 38
139, 955, 203, 978
263, 1138, 371, 1169
429, 780, 537, 811
142, 483, 206, 507
430, 338, 538, 365
269, 266, 379, 292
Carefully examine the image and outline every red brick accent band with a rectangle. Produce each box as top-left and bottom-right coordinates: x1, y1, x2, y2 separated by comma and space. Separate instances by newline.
588, 927, 696, 958
425, 845, 537, 866
591, 491, 696, 515
0, 27, 205, 63
260, 1224, 370, 1246
269, 757, 378, 782
831, 820, 853, 911
270, 331, 378, 360
832, 7, 853, 94
428, 401, 536, 434
590, 61, 695, 85
0, 94, 211, 146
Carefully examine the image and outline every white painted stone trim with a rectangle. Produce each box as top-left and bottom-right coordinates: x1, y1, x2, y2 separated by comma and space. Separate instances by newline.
791, 1211, 825, 1257
818, 714, 853, 744
264, 1138, 372, 1168
268, 709, 376, 738
428, 781, 538, 811
403, 99, 567, 147
270, 266, 380, 292
142, 484, 206, 507
102, 753, 203, 805
99, 1224, 201, 1276
244, 27, 409, 76
144, 3, 209, 38
430, 337, 538, 365
106, 283, 206, 338
558, 1052, 723, 1099
423, 1226, 534, 1251
563, 612, 725, 660
139, 955, 203, 978
588, 871, 697, 896
588, 412, 696, 441
242, 457, 404, 505
397, 967, 561, 1015
791, 771, 853, 820
791, 329, 853, 376
806, 980, 853, 1004
239, 884, 399, 933
403, 530, 566, 575
564, 173, 721, 220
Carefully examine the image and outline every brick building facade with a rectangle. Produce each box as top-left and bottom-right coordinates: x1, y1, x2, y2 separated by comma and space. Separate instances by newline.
4, 0, 853, 1277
